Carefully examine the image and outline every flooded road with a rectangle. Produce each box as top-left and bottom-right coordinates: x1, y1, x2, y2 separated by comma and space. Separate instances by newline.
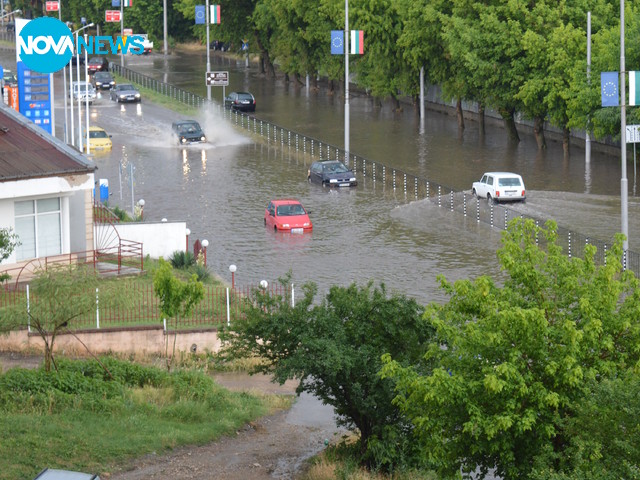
2, 49, 640, 304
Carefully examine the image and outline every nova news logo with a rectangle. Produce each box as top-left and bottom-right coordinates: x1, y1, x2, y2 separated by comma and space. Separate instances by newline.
18, 17, 144, 74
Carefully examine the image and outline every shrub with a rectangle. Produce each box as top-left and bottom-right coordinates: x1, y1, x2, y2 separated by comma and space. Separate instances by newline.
169, 250, 196, 269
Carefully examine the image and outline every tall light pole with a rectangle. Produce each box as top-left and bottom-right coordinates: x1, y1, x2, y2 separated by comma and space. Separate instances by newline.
344, 0, 349, 160
206, 0, 211, 101
58, 5, 69, 144
84, 32, 90, 154
70, 23, 93, 150
620, 0, 629, 257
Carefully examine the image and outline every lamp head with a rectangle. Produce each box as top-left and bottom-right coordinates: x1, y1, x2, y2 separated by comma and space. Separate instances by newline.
229, 264, 237, 273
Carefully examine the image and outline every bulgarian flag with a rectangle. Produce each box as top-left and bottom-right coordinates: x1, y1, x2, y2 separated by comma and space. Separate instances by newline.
630, 71, 640, 106
350, 30, 364, 55
210, 4, 221, 24
123, 0, 132, 6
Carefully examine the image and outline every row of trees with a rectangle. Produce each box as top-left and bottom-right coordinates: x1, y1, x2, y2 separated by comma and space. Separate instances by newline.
15, 0, 640, 153
221, 219, 640, 479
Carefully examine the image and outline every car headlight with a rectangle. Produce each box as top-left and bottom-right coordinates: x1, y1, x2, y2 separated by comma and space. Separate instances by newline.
282, 224, 290, 228
201, 136, 206, 142
329, 179, 339, 183
303, 223, 310, 227
119, 95, 126, 99
350, 177, 356, 182
180, 137, 187, 143
135, 93, 140, 98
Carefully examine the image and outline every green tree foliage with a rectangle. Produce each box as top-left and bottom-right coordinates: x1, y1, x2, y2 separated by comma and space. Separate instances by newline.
381, 219, 640, 480
0, 265, 132, 372
219, 279, 435, 470
0, 228, 19, 284
153, 258, 204, 370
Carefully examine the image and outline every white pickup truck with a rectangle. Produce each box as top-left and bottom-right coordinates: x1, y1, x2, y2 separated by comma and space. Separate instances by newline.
135, 34, 153, 54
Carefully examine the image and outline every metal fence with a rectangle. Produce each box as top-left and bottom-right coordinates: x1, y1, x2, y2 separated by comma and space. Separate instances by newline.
0, 281, 290, 331
112, 63, 640, 274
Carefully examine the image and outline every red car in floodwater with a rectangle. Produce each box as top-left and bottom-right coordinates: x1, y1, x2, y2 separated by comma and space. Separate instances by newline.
264, 199, 312, 233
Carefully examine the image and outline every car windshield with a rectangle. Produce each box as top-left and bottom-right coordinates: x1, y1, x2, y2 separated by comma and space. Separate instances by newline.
119, 84, 134, 90
90, 130, 108, 139
178, 123, 200, 133
322, 162, 349, 174
276, 204, 305, 216
75, 84, 91, 92
498, 177, 522, 187
95, 73, 110, 80
89, 57, 103, 64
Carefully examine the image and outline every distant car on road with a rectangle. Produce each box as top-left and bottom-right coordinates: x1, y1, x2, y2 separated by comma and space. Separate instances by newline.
264, 199, 312, 233
69, 81, 97, 104
110, 83, 141, 103
172, 120, 206, 145
86, 56, 109, 74
86, 126, 113, 152
308, 160, 357, 187
224, 91, 256, 112
92, 71, 115, 90
472, 172, 526, 204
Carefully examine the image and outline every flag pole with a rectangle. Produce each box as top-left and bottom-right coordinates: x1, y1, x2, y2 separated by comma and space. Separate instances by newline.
620, 0, 629, 257
120, 0, 124, 66
344, 0, 349, 161
206, 0, 211, 102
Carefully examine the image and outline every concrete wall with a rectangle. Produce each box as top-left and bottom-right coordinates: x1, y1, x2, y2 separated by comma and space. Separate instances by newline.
0, 327, 222, 357
96, 221, 187, 259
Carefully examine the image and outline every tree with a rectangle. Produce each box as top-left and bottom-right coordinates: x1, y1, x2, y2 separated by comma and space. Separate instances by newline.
381, 219, 640, 480
0, 228, 19, 284
0, 265, 132, 372
153, 258, 204, 371
219, 279, 435, 470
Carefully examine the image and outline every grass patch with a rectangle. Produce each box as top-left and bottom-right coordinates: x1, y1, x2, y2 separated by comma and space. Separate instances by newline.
0, 357, 288, 480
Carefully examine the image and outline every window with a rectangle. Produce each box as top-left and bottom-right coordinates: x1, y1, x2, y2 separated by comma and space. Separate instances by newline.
14, 198, 62, 261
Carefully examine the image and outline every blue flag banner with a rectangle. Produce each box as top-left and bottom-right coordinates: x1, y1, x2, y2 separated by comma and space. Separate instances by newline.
601, 71, 619, 107
112, 0, 120, 6
195, 5, 205, 24
331, 30, 344, 55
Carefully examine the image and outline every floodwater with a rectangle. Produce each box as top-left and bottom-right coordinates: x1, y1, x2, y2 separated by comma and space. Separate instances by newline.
2, 49, 640, 305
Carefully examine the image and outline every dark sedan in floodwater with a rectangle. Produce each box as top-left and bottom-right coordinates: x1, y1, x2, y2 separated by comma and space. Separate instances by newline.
110, 83, 141, 103
224, 91, 256, 112
308, 160, 357, 187
172, 120, 206, 145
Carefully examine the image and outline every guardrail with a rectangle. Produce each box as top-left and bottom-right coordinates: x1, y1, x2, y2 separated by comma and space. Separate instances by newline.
111, 62, 640, 274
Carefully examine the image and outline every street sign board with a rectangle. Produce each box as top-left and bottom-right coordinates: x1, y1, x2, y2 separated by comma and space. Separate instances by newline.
45, 1, 59, 11
626, 125, 640, 144
206, 71, 229, 86
105, 10, 121, 22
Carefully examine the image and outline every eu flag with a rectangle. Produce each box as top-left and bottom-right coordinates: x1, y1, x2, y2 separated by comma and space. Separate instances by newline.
331, 30, 344, 55
112, 0, 120, 6
195, 5, 205, 24
601, 71, 619, 107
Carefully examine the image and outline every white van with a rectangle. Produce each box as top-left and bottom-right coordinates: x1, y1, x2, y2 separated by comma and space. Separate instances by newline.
69, 81, 97, 104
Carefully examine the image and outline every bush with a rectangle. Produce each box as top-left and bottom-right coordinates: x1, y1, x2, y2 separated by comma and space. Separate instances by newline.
170, 250, 196, 269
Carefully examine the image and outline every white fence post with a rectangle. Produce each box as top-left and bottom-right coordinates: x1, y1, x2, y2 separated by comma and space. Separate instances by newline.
291, 283, 295, 307
226, 287, 230, 326
96, 287, 100, 329
26, 284, 30, 333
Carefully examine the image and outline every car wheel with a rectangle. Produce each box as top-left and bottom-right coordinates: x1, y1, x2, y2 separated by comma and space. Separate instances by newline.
263, 218, 266, 226
472, 188, 478, 199
274, 226, 278, 232
487, 194, 495, 205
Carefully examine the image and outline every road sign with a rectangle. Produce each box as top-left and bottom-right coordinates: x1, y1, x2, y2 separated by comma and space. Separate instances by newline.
105, 10, 121, 22
45, 1, 59, 11
206, 71, 229, 86
626, 125, 640, 144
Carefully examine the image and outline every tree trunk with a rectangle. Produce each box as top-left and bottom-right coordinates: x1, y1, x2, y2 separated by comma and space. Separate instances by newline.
456, 98, 465, 130
284, 73, 290, 83
534, 116, 547, 150
500, 107, 520, 142
478, 103, 485, 137
563, 127, 571, 156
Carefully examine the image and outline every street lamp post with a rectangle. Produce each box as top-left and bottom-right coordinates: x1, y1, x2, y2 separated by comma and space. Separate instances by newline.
229, 264, 236, 289
185, 228, 190, 253
84, 33, 90, 154
201, 239, 209, 267
137, 199, 145, 220
70, 23, 93, 150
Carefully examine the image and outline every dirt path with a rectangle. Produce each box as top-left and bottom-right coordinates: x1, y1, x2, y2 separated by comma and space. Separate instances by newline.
107, 373, 345, 480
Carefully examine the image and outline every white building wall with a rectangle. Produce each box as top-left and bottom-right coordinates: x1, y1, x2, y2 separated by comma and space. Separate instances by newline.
95, 221, 188, 259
